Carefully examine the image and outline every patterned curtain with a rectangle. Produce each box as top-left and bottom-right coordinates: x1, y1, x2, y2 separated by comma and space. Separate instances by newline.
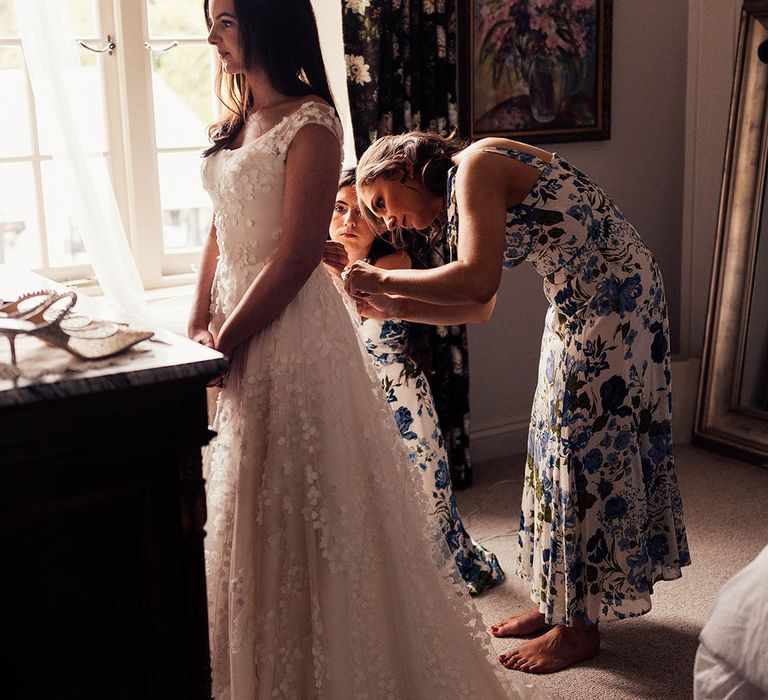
342, 0, 473, 488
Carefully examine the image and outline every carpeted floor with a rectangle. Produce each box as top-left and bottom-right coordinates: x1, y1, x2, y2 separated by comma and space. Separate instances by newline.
457, 444, 768, 700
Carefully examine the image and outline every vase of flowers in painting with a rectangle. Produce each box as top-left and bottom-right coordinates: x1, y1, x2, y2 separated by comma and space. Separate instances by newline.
475, 0, 594, 132
527, 55, 566, 123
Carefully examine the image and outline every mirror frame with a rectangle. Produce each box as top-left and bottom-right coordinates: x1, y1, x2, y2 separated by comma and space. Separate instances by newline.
696, 0, 768, 464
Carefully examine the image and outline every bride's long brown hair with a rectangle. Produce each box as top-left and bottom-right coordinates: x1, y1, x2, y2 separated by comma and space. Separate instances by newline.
202, 0, 336, 157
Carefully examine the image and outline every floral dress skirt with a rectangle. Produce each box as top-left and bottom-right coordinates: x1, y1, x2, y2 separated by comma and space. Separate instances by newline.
359, 317, 504, 595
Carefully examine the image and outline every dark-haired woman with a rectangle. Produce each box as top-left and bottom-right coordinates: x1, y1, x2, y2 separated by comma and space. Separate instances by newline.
325, 170, 505, 596
344, 131, 691, 674
188, 1, 540, 697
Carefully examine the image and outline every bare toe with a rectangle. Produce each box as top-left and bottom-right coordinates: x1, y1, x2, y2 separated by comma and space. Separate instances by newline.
501, 651, 522, 669
491, 608, 550, 637
501, 623, 601, 674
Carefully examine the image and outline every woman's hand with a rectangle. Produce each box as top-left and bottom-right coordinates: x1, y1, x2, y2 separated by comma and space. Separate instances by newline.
343, 259, 386, 299
321, 240, 348, 277
355, 294, 405, 321
210, 336, 234, 388
189, 326, 215, 349
188, 326, 227, 386
214, 332, 234, 363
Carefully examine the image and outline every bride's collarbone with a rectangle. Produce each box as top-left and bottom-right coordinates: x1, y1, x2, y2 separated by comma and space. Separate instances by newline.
229, 97, 324, 150
231, 112, 289, 149
235, 120, 277, 148
245, 99, 306, 138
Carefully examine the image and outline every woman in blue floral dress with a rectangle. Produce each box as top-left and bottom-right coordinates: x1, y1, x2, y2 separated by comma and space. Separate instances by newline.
344, 133, 691, 674
324, 169, 504, 595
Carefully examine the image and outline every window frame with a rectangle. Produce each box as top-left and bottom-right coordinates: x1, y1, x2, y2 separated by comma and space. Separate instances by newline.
1, 0, 214, 290
0, 10, 113, 281
111, 0, 213, 289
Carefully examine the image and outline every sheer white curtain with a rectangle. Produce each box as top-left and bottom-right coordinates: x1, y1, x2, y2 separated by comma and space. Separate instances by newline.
16, 0, 157, 326
312, 0, 357, 169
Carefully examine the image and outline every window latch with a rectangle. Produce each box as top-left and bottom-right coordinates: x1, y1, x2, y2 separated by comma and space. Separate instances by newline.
144, 41, 179, 54
78, 34, 116, 56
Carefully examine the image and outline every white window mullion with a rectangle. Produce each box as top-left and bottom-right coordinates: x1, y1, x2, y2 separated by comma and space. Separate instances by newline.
29, 162, 48, 269
96, 0, 130, 273
112, 0, 164, 289
23, 50, 49, 270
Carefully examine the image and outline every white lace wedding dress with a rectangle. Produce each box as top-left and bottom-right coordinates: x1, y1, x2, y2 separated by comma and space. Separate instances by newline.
201, 101, 541, 700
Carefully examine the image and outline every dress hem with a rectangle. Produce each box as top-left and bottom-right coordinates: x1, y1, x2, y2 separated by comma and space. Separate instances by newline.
515, 560, 691, 626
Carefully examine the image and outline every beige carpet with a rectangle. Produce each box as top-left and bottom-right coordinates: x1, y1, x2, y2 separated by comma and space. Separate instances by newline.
457, 444, 768, 700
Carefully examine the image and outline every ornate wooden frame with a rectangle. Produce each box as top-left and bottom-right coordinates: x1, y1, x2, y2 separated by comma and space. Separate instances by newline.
457, 0, 613, 144
695, 0, 768, 464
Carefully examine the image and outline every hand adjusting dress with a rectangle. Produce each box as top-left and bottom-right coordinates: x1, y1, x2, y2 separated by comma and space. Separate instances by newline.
446, 147, 691, 627
201, 103, 541, 699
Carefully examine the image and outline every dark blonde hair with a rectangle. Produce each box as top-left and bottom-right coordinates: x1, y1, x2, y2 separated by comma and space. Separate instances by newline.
355, 131, 466, 245
202, 0, 335, 157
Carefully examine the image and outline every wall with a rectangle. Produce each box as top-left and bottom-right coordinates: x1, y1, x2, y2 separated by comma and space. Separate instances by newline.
469, 0, 693, 462
681, 0, 742, 360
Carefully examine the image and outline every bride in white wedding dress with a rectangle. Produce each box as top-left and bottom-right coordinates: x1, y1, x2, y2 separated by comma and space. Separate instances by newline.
189, 1, 543, 698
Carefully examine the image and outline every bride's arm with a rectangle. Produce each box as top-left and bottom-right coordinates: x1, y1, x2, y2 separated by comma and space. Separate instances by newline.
188, 216, 219, 347
215, 124, 341, 356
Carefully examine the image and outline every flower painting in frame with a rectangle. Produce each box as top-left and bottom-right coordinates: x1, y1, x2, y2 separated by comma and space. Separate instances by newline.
458, 0, 612, 143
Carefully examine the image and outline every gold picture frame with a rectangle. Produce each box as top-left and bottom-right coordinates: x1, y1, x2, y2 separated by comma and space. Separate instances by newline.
458, 0, 613, 143
696, 0, 768, 464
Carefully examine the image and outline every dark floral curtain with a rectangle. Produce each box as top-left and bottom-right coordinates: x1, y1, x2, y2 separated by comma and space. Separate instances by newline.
342, 0, 473, 488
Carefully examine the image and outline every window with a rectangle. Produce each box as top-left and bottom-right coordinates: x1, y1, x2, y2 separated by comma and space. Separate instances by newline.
145, 1, 216, 265
0, 0, 107, 275
0, 0, 217, 288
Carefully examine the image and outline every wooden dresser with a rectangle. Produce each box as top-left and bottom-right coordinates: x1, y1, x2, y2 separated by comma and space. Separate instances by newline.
0, 269, 226, 699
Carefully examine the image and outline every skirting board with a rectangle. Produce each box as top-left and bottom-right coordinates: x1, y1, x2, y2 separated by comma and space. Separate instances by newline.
470, 356, 702, 465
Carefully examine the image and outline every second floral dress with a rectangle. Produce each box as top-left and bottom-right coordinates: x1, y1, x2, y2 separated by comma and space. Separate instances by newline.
359, 316, 504, 595
446, 146, 691, 625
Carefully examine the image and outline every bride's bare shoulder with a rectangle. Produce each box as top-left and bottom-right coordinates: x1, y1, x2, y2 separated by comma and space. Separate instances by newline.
291, 94, 334, 113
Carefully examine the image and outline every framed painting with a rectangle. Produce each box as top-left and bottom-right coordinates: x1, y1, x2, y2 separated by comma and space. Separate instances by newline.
458, 0, 613, 144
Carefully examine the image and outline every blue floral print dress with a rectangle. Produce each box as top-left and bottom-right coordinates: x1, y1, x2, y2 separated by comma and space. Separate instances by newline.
447, 147, 690, 625
359, 316, 505, 595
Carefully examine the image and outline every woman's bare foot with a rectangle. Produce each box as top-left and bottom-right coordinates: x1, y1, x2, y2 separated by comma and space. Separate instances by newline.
498, 620, 600, 673
490, 607, 551, 637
